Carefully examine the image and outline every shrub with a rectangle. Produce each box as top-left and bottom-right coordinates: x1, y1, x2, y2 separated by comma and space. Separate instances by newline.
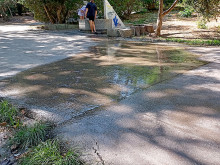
96, 0, 143, 19
179, 7, 194, 17
141, 0, 156, 10
23, 0, 83, 23
19, 140, 83, 165
217, 26, 220, 32
197, 19, 207, 29
10, 123, 51, 149
0, 0, 16, 20
0, 100, 19, 126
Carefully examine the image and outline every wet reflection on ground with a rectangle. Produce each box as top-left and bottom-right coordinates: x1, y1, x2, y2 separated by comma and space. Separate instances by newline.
0, 41, 207, 117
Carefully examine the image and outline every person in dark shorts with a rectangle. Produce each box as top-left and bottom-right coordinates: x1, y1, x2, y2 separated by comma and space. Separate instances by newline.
85, 0, 97, 33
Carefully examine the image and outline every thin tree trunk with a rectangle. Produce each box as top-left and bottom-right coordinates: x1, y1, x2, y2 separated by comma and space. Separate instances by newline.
7, 5, 13, 17
1, 7, 6, 16
57, 6, 62, 24
155, 0, 179, 37
63, 10, 69, 23
1, 7, 7, 21
43, 5, 55, 24
155, 0, 163, 36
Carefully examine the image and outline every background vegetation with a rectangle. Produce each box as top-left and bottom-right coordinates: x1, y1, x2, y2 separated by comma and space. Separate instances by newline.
182, 0, 220, 20
0, 0, 219, 38
1, 0, 219, 24
23, 0, 83, 23
0, 0, 16, 20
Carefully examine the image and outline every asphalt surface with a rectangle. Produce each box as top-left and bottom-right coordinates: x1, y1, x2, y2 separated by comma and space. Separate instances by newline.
0, 25, 220, 165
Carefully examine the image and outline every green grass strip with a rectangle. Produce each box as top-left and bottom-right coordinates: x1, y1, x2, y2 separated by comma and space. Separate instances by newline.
165, 38, 220, 46
19, 140, 83, 165
0, 100, 19, 126
10, 123, 51, 149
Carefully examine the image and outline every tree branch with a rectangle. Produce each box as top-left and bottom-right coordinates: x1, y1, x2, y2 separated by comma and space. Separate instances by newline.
162, 0, 179, 16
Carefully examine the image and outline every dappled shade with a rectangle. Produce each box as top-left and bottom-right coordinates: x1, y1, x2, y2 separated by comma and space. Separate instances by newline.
0, 40, 207, 123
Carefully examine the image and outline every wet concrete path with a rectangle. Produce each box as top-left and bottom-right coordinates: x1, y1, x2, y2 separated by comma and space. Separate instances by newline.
53, 46, 220, 165
1, 26, 220, 165
0, 39, 207, 124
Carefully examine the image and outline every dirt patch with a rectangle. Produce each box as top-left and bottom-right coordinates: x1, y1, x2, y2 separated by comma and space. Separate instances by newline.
0, 15, 39, 25
126, 11, 220, 40
162, 14, 220, 40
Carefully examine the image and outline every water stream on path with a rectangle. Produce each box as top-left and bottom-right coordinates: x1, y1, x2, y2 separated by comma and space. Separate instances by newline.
0, 40, 207, 120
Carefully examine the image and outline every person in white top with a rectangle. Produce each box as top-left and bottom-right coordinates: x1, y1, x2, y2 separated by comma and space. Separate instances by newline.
78, 1, 87, 19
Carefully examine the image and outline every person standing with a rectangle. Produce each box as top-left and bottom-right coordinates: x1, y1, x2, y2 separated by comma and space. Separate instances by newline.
85, 0, 97, 33
78, 1, 87, 20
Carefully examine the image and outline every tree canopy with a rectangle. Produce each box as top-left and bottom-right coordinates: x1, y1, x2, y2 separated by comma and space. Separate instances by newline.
23, 0, 82, 23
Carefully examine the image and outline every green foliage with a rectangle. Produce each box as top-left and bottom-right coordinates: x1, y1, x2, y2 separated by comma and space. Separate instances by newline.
197, 19, 207, 29
0, 0, 16, 20
62, 150, 82, 165
183, 0, 220, 20
95, 0, 143, 19
163, 0, 180, 8
141, 0, 156, 10
217, 26, 220, 32
23, 0, 46, 22
94, 0, 104, 18
141, 0, 154, 4
165, 38, 220, 46
19, 140, 83, 165
132, 18, 146, 25
10, 123, 51, 149
179, 7, 194, 17
113, 0, 143, 18
23, 0, 82, 23
0, 100, 19, 126
140, 0, 176, 10
124, 11, 157, 25
137, 8, 148, 14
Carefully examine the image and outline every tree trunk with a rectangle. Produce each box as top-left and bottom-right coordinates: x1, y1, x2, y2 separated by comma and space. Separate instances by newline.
63, 10, 69, 23
43, 5, 55, 24
1, 7, 8, 21
155, 0, 179, 37
7, 5, 13, 17
57, 6, 62, 24
155, 0, 163, 36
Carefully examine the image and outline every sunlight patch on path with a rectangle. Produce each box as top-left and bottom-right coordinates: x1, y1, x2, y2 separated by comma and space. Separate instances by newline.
0, 26, 97, 80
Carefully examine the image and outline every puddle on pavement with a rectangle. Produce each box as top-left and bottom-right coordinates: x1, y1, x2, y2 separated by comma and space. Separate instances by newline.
0, 41, 207, 116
